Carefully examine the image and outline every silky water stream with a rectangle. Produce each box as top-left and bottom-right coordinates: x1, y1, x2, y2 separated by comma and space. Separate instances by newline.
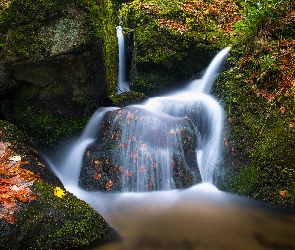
47, 47, 295, 250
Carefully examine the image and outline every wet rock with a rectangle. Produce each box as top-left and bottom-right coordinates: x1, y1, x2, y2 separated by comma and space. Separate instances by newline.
0, 0, 118, 149
79, 106, 202, 192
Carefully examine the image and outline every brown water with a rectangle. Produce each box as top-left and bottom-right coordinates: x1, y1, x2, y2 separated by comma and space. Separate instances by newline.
71, 183, 295, 250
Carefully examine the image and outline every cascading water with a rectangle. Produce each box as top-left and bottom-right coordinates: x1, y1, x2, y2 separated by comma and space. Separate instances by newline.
187, 47, 230, 93
47, 45, 295, 249
113, 108, 176, 192
48, 107, 118, 190
144, 47, 229, 183
50, 47, 229, 192
145, 92, 223, 183
116, 26, 129, 93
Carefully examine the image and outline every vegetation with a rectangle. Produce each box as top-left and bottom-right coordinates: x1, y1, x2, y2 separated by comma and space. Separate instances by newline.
214, 0, 295, 206
0, 120, 110, 249
110, 91, 148, 107
10, 106, 89, 151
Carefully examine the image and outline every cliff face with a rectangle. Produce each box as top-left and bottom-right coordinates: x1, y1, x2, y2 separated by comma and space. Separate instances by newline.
0, 0, 118, 150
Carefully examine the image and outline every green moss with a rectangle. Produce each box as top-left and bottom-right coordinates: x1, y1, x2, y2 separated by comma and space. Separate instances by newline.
214, 50, 295, 206
0, 119, 31, 149
0, 0, 119, 150
212, 0, 295, 206
89, 0, 118, 96
0, 0, 86, 57
10, 106, 88, 151
0, 0, 118, 95
110, 91, 148, 107
119, 0, 230, 95
11, 181, 109, 250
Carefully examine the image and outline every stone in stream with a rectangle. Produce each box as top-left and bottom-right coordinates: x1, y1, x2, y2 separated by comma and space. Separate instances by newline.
79, 106, 202, 192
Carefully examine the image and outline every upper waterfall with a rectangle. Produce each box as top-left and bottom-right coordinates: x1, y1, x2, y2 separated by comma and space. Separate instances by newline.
116, 26, 129, 93
187, 47, 230, 93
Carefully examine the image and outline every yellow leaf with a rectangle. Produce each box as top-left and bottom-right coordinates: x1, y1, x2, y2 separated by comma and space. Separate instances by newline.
53, 187, 66, 198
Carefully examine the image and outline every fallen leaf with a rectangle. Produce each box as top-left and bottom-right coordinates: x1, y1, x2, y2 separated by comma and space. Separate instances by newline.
9, 156, 21, 162
93, 173, 102, 180
54, 187, 66, 198
279, 106, 286, 114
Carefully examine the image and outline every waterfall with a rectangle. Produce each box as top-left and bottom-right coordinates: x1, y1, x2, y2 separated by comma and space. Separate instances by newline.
49, 47, 229, 192
187, 47, 230, 93
144, 47, 229, 183
145, 93, 223, 183
49, 107, 118, 189
116, 26, 129, 93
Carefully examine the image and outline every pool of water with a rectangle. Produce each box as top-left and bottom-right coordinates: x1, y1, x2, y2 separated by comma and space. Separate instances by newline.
70, 183, 295, 250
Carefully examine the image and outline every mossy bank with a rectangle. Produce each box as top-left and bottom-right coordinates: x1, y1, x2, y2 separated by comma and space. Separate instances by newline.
213, 0, 295, 206
0, 120, 112, 249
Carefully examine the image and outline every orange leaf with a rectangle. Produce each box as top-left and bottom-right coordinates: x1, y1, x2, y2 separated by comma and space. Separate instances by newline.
279, 106, 286, 114
94, 173, 102, 180
4, 215, 17, 224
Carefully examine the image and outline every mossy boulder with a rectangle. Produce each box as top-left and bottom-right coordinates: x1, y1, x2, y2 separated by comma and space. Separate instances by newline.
119, 0, 239, 96
79, 106, 201, 192
110, 90, 148, 107
0, 120, 112, 249
0, 0, 118, 150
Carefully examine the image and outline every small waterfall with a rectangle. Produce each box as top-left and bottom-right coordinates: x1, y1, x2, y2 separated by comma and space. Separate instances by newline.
50, 107, 117, 190
145, 92, 223, 183
187, 47, 230, 93
49, 47, 229, 191
109, 108, 179, 192
144, 47, 229, 183
116, 26, 129, 93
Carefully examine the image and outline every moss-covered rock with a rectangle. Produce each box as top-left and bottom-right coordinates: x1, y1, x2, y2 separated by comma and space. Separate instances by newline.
0, 0, 118, 150
119, 0, 240, 96
110, 90, 148, 107
0, 120, 112, 249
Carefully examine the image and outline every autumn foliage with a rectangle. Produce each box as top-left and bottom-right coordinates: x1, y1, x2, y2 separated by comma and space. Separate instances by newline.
0, 141, 40, 224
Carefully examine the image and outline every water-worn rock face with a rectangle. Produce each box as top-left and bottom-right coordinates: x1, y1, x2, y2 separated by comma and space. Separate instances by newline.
0, 120, 112, 250
79, 107, 201, 192
0, 0, 118, 149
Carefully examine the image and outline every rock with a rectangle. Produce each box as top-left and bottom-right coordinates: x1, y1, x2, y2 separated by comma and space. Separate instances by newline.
0, 120, 112, 249
0, 0, 118, 149
79, 106, 202, 192
119, 0, 230, 96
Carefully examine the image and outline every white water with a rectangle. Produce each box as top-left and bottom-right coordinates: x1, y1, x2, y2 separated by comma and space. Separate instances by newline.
187, 47, 230, 93
116, 26, 129, 93
145, 92, 222, 183
49, 107, 118, 189
144, 47, 229, 182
